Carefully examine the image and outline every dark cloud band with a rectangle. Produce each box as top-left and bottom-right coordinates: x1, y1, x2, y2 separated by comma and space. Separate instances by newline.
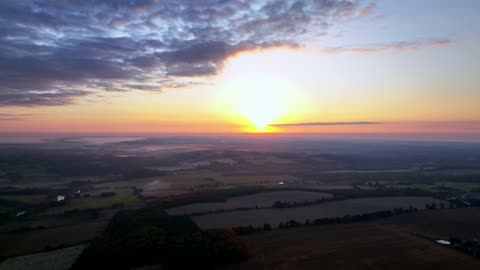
0, 0, 369, 106
271, 121, 383, 126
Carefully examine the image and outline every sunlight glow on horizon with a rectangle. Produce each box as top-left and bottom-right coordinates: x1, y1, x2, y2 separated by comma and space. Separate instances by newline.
214, 48, 309, 133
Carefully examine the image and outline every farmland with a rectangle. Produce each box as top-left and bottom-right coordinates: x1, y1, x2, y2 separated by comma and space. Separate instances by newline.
167, 191, 333, 215
42, 189, 139, 216
0, 136, 480, 268
0, 219, 106, 257
0, 244, 87, 270
192, 196, 444, 228
223, 223, 480, 270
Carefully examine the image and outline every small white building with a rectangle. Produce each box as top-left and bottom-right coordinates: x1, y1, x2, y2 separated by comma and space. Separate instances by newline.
57, 195, 65, 202
436, 240, 451, 245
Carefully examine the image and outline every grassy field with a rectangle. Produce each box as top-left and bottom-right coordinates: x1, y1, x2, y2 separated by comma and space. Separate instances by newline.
42, 189, 138, 215
243, 155, 295, 165
99, 170, 299, 197
193, 196, 445, 229
223, 221, 480, 270
0, 220, 106, 257
167, 191, 333, 215
0, 244, 87, 270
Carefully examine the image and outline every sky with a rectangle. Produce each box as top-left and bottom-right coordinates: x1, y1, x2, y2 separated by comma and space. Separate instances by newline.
0, 0, 479, 139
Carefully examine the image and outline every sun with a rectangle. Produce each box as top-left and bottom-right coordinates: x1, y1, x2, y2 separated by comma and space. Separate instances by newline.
229, 76, 293, 132
215, 49, 305, 133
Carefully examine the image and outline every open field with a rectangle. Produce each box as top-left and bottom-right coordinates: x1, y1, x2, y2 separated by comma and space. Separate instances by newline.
380, 208, 480, 239
0, 209, 109, 233
96, 171, 299, 198
0, 244, 87, 270
223, 221, 480, 270
152, 171, 297, 187
167, 191, 333, 215
0, 195, 48, 204
0, 137, 480, 269
0, 220, 106, 257
193, 196, 444, 228
42, 189, 139, 215
242, 155, 295, 165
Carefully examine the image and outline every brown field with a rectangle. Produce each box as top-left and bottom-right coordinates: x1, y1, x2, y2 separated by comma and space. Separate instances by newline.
0, 220, 107, 257
0, 194, 49, 204
380, 208, 480, 239
224, 208, 480, 270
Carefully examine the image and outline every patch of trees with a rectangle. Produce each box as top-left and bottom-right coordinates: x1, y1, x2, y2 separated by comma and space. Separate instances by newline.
449, 237, 480, 258
232, 224, 272, 235
272, 198, 332, 209
72, 207, 248, 270
0, 199, 32, 224
100, 191, 116, 197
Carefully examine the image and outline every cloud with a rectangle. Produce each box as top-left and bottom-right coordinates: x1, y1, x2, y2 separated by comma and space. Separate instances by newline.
0, 0, 370, 107
321, 39, 453, 54
271, 121, 383, 127
0, 90, 90, 107
0, 113, 33, 121
358, 3, 375, 17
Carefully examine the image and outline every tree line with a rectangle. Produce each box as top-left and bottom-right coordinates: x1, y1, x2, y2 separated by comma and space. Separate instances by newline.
232, 206, 423, 236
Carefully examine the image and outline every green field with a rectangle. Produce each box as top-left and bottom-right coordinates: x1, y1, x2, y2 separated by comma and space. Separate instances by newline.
42, 189, 138, 215
0, 220, 106, 257
0, 244, 87, 270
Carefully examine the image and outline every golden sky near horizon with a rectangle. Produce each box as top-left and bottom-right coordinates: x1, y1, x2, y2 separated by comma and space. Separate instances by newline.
0, 1, 479, 138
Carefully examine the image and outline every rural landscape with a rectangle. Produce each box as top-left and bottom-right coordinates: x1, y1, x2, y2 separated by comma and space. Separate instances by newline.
0, 135, 480, 269
1, 0, 480, 269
